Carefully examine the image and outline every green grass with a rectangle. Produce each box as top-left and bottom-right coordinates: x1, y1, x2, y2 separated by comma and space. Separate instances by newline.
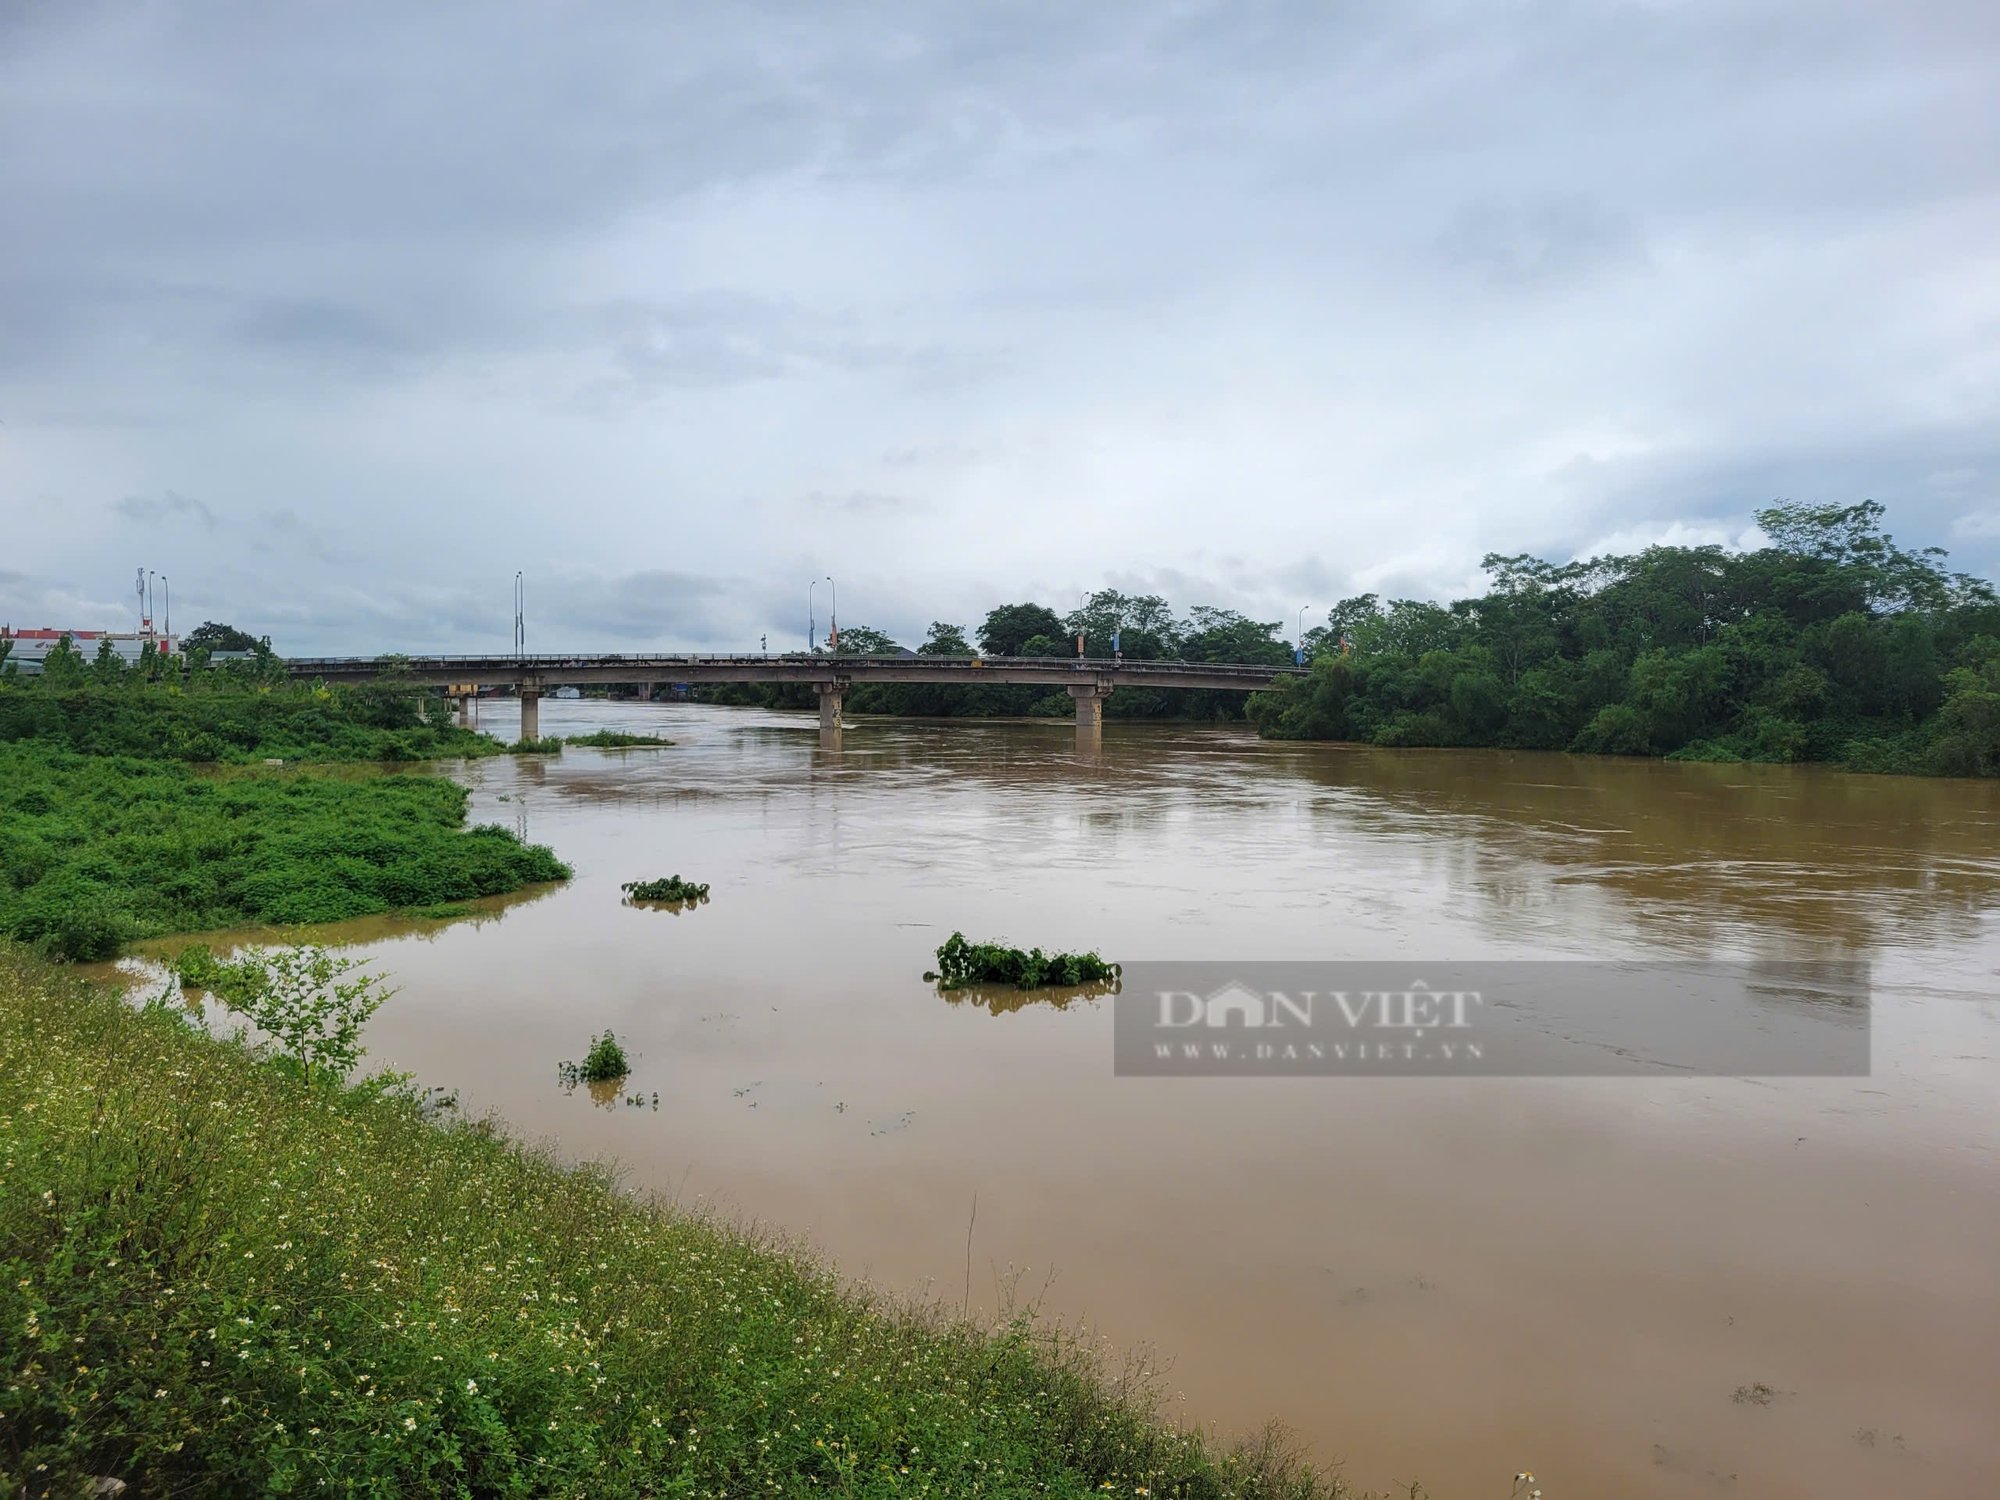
0, 948, 1338, 1498
0, 743, 571, 959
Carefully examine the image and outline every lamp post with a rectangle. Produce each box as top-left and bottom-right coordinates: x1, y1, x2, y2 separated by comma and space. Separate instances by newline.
1076, 590, 1089, 658
808, 579, 819, 653
1297, 605, 1311, 667
826, 575, 837, 652
513, 571, 525, 654
160, 576, 170, 647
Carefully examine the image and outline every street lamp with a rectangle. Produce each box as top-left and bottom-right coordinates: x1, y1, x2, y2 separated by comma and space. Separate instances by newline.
808, 579, 819, 653
513, 571, 525, 654
826, 575, 837, 652
1297, 605, 1311, 667
160, 576, 170, 646
1076, 590, 1089, 658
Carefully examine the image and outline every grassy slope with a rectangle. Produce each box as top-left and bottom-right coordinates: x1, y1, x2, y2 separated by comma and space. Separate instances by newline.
0, 950, 1336, 1499
0, 743, 570, 959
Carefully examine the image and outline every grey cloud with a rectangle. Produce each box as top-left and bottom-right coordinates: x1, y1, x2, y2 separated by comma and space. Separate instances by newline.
114, 492, 218, 529
1436, 195, 1644, 290
797, 490, 926, 517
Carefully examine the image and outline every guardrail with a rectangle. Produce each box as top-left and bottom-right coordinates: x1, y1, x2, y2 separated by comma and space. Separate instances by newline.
285, 654, 1304, 676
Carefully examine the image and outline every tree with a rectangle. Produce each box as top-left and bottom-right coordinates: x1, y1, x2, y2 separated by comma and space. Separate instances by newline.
917, 622, 972, 656
190, 943, 398, 1088
978, 603, 1065, 657
829, 625, 899, 656
185, 621, 261, 654
40, 634, 85, 688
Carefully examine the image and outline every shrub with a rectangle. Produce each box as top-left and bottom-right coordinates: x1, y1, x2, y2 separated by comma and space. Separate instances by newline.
930, 932, 1121, 991
621, 876, 709, 903
578, 1029, 629, 1082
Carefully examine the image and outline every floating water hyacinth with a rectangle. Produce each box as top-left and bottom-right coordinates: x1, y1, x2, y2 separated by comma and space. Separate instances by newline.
620, 876, 710, 903
929, 932, 1120, 991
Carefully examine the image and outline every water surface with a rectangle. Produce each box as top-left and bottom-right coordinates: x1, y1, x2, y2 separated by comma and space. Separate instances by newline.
136, 701, 2000, 1499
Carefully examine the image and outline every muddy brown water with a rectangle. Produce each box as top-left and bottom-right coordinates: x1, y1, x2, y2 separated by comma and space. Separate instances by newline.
120, 701, 2000, 1499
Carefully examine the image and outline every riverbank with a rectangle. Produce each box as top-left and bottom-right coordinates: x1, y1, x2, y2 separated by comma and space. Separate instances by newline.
0, 741, 570, 960
0, 945, 1337, 1498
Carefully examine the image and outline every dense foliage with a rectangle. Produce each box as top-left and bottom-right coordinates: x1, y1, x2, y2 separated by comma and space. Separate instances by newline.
577, 1028, 631, 1082
0, 656, 506, 764
0, 949, 1332, 1498
929, 932, 1122, 991
1248, 502, 2000, 775
0, 743, 570, 959
566, 730, 675, 748
620, 876, 710, 903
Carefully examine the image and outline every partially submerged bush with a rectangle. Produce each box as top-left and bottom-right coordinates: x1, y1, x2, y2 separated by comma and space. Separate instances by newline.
621, 875, 709, 903
509, 736, 564, 754
569, 1029, 629, 1083
566, 730, 675, 748
930, 931, 1120, 991
178, 942, 397, 1087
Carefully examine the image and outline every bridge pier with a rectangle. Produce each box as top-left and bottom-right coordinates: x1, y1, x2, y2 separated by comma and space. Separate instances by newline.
519, 689, 541, 742
1068, 682, 1113, 735
816, 680, 847, 732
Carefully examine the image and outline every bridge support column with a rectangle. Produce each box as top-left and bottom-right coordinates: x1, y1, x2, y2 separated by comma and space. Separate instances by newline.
519, 690, 540, 742
816, 680, 846, 732
1068, 682, 1112, 735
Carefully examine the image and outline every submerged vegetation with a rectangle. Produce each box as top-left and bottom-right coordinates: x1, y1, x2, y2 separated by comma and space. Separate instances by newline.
572, 1028, 631, 1083
1250, 501, 2000, 775
566, 729, 675, 748
0, 947, 1335, 1498
621, 875, 710, 903
929, 932, 1122, 991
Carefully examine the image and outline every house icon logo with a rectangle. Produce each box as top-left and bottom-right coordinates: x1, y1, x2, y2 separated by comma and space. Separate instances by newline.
1154, 980, 1284, 1029
1202, 981, 1267, 1027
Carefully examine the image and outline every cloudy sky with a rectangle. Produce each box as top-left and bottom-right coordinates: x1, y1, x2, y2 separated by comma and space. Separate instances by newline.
3, 1, 1997, 654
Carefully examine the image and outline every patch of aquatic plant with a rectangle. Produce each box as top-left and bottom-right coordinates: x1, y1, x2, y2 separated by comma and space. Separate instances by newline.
0, 742, 571, 960
0, 945, 1338, 1497
508, 735, 564, 754
565, 730, 675, 748
928, 931, 1122, 991
621, 875, 710, 902
563, 1028, 629, 1083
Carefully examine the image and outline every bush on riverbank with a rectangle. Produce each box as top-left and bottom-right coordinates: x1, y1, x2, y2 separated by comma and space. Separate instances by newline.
0, 947, 1335, 1498
0, 675, 507, 764
0, 743, 570, 959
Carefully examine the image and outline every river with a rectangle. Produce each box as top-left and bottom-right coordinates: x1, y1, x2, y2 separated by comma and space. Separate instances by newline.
131, 700, 2000, 1499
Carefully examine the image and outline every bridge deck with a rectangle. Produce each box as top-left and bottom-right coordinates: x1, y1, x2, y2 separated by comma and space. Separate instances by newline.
285, 654, 1304, 693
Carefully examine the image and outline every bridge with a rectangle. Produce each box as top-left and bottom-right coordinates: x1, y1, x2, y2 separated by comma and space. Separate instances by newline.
285, 653, 1305, 737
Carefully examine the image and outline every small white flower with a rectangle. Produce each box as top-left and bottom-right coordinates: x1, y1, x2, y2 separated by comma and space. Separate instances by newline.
403, 1416, 417, 1431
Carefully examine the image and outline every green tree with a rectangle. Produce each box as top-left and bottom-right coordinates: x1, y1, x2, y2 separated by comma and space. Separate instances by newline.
829, 625, 899, 656
977, 603, 1065, 656
185, 621, 261, 654
917, 622, 972, 656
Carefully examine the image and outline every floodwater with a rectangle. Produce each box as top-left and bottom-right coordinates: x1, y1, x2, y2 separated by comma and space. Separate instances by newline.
128, 701, 2000, 1499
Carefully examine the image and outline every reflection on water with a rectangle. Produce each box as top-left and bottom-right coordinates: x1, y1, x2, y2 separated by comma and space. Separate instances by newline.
939, 978, 1121, 1015
121, 701, 2000, 1500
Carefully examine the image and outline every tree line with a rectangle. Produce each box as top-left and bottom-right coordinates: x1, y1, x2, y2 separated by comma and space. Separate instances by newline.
1248, 501, 2000, 776
702, 593, 1296, 720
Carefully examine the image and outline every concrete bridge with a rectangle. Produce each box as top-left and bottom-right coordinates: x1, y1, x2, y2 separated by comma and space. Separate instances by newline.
285, 653, 1304, 738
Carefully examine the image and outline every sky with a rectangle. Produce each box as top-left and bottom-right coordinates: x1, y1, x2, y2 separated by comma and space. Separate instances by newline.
3, 0, 1997, 655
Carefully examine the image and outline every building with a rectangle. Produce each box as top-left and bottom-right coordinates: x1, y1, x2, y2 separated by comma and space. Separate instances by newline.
0, 628, 180, 674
